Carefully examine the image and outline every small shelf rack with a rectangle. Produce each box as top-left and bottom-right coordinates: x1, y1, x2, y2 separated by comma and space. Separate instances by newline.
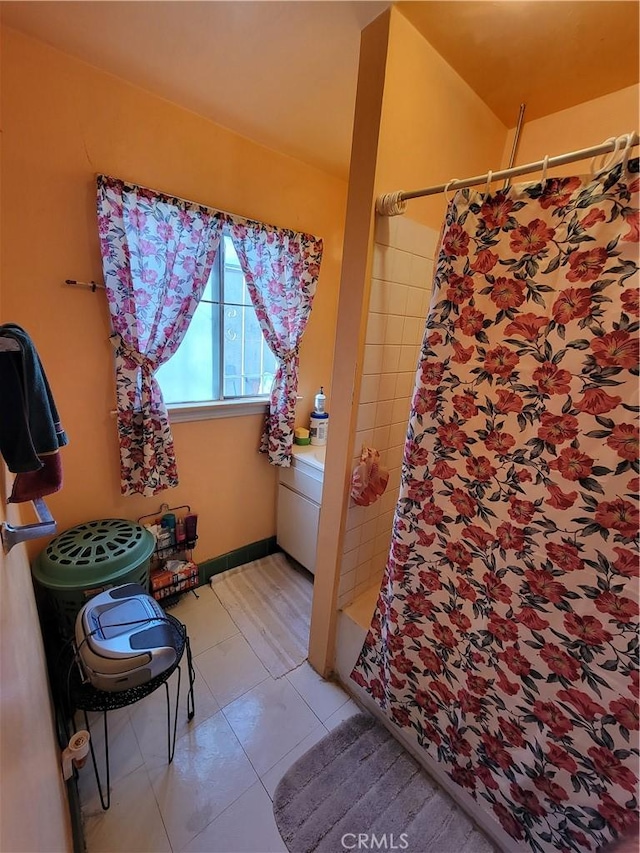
138, 504, 199, 605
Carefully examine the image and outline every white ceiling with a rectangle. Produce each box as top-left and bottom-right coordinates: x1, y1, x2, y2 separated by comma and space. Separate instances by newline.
1, 0, 389, 179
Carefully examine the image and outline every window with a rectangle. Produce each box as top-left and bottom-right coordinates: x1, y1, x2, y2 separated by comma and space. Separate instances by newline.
156, 235, 277, 408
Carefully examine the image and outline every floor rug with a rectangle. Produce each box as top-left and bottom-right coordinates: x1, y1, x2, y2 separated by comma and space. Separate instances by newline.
273, 713, 496, 853
210, 552, 312, 678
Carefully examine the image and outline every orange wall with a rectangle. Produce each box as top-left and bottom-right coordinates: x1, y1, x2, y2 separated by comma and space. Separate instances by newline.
502, 85, 640, 172
1, 28, 347, 561
1, 18, 71, 853
311, 7, 508, 672
375, 9, 508, 229
310, 8, 390, 674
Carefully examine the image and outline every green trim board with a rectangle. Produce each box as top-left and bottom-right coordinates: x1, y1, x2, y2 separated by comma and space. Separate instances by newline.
198, 536, 279, 585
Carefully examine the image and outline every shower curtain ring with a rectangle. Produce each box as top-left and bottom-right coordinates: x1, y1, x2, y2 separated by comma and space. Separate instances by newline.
541, 155, 550, 183
485, 170, 493, 194
444, 179, 460, 204
591, 136, 616, 178
604, 134, 626, 170
621, 132, 634, 170
594, 135, 627, 177
376, 191, 408, 217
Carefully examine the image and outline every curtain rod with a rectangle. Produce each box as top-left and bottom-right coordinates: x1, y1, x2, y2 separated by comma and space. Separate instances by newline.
376, 131, 639, 216
65, 278, 105, 291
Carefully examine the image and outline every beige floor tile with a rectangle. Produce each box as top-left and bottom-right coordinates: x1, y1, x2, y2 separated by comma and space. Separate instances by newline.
148, 710, 258, 851
223, 677, 322, 775
77, 707, 145, 809
324, 698, 362, 731
128, 660, 219, 767
180, 782, 287, 853
82, 765, 171, 853
286, 661, 351, 722
80, 565, 345, 853
195, 633, 270, 707
260, 724, 328, 798
171, 587, 239, 656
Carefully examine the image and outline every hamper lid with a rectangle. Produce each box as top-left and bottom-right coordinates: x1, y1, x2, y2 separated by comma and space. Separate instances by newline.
32, 519, 155, 588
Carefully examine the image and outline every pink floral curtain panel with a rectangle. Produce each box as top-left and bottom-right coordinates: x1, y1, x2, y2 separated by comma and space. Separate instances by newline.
97, 175, 323, 493
229, 221, 323, 466
97, 176, 223, 496
352, 157, 639, 851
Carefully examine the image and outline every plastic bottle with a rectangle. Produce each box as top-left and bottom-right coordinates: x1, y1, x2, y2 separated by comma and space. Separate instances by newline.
310, 411, 329, 446
176, 517, 186, 546
162, 513, 176, 547
157, 523, 172, 551
314, 386, 326, 413
184, 513, 198, 545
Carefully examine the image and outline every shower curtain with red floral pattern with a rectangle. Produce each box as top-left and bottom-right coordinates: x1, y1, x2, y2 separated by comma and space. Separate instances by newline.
352, 157, 639, 852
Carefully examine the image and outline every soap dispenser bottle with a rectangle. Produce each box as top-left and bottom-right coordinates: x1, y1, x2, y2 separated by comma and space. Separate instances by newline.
310, 386, 329, 446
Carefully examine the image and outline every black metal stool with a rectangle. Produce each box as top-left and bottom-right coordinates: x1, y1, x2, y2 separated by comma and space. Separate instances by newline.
66, 613, 195, 810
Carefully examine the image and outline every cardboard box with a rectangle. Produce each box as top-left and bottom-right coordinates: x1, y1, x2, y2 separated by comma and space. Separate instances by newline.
150, 560, 199, 594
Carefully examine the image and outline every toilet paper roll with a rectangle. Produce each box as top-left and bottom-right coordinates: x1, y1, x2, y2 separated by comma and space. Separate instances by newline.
62, 730, 90, 780
69, 730, 90, 763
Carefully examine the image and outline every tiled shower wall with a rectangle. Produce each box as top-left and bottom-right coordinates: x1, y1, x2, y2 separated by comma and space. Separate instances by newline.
337, 216, 440, 609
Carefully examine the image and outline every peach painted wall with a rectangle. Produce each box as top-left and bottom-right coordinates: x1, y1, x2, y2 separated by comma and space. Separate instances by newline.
309, 9, 391, 674
332, 8, 508, 609
1, 19, 71, 853
501, 85, 640, 173
310, 7, 508, 673
375, 9, 508, 230
1, 28, 347, 562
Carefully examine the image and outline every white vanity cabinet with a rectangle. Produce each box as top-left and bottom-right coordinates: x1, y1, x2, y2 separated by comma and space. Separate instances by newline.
277, 445, 325, 575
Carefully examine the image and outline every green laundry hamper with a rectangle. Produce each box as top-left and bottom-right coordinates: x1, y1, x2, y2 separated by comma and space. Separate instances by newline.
32, 518, 155, 638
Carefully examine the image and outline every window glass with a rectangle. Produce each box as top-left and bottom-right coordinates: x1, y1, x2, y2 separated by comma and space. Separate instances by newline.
156, 234, 277, 405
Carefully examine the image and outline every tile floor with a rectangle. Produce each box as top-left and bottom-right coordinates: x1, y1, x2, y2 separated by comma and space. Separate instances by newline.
77, 581, 361, 853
